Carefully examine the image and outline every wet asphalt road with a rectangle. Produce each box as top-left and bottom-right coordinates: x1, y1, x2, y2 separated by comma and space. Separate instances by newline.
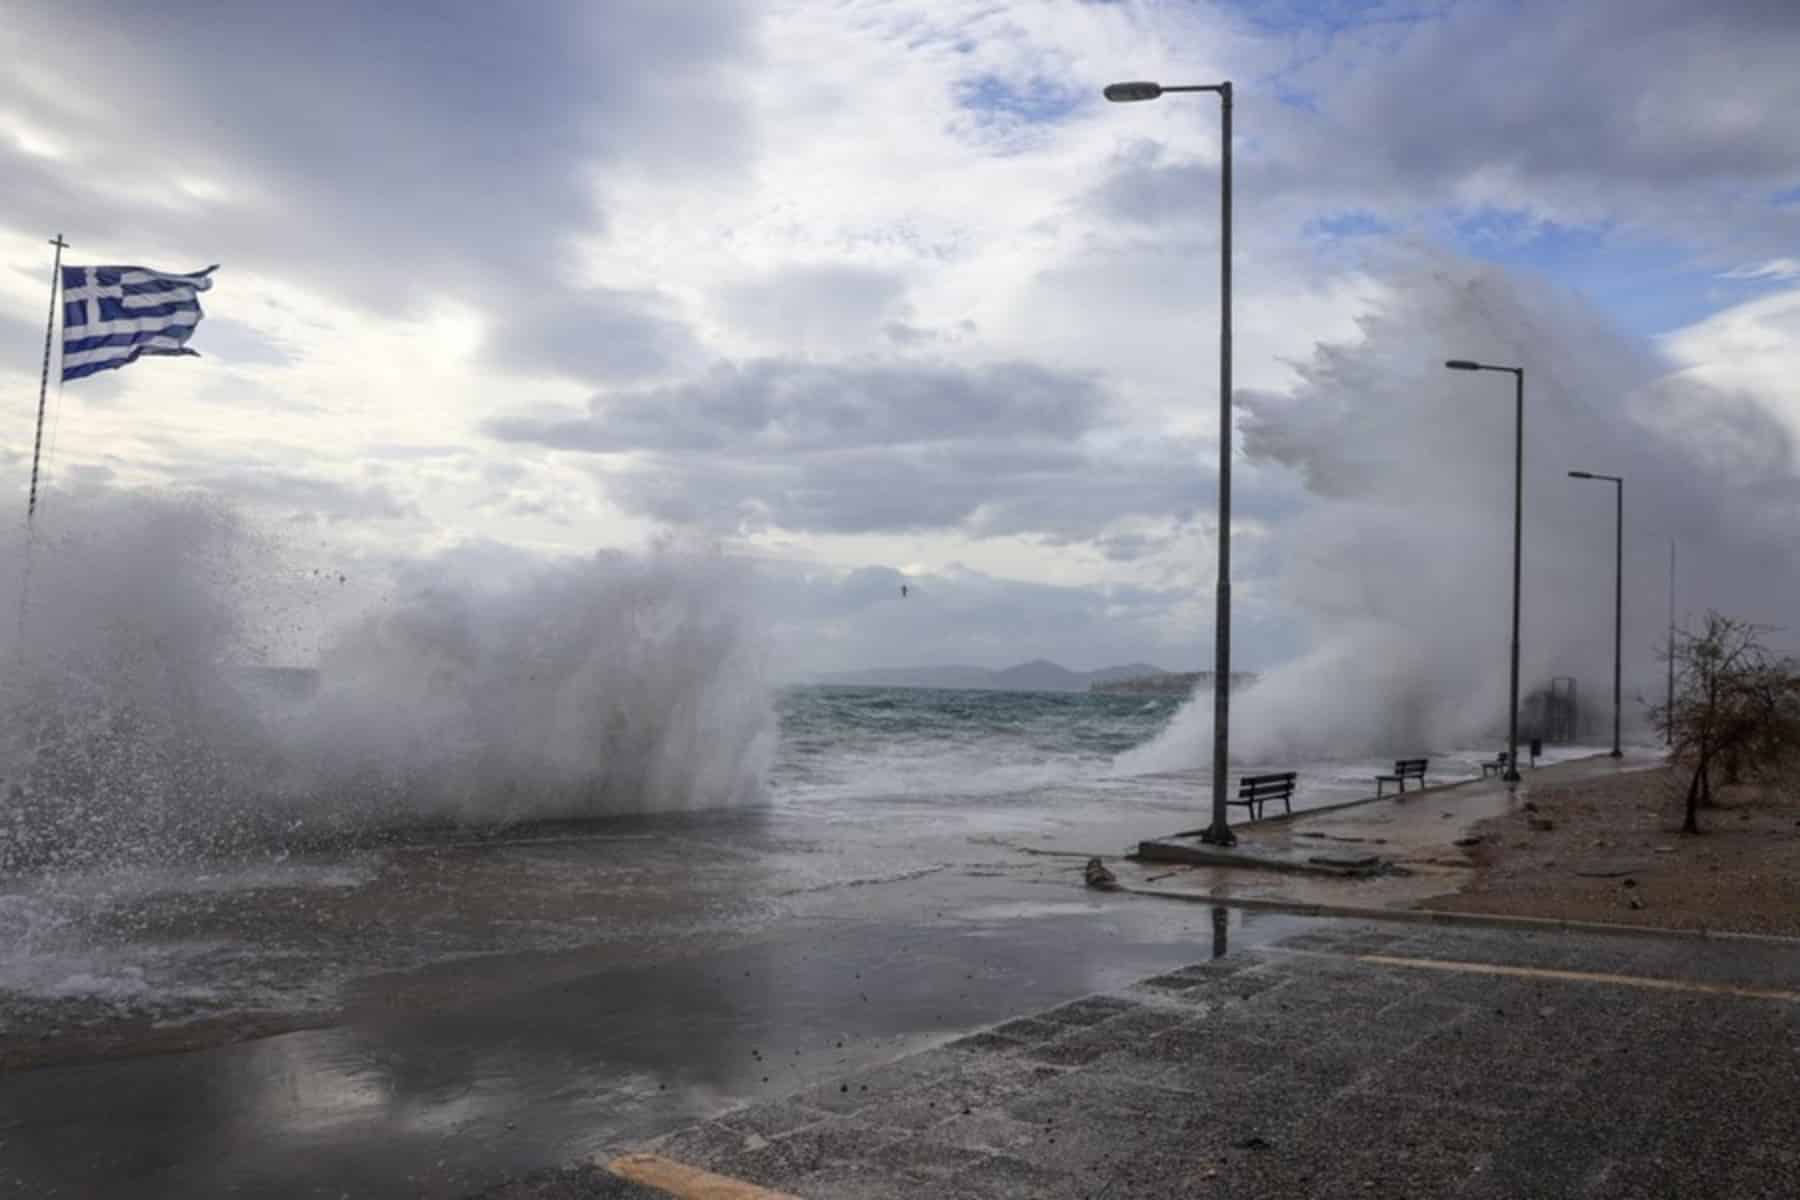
555, 919, 1800, 1200
0, 780, 1318, 1199
1, 757, 1651, 1198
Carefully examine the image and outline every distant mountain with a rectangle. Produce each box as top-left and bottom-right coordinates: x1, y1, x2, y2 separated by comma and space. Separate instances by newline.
811, 660, 1171, 694
1090, 670, 1258, 696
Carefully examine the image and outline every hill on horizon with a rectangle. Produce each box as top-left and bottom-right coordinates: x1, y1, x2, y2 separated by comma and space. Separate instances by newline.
810, 659, 1170, 694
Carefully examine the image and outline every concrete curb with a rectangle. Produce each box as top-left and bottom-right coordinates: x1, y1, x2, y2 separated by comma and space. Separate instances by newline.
1132, 839, 1385, 877
1113, 885, 1800, 948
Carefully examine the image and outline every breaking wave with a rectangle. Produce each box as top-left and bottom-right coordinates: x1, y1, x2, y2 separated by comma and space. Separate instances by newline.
1, 490, 775, 873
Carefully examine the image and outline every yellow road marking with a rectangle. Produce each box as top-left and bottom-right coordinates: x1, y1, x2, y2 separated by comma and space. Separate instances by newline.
606, 1153, 802, 1200
1358, 954, 1800, 1003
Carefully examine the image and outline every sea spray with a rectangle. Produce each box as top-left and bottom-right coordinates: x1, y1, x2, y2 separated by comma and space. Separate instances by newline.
1118, 258, 1800, 772
1, 489, 776, 873
2, 492, 272, 871
282, 539, 776, 830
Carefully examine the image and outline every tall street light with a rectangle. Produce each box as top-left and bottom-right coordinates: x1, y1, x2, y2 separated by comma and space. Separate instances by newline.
1569, 471, 1624, 758
1445, 359, 1524, 783
1104, 77, 1236, 845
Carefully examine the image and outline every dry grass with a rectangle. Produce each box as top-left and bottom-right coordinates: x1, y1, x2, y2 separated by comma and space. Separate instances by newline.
1424, 765, 1800, 937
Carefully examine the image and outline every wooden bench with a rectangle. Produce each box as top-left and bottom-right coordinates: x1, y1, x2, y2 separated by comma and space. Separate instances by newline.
1230, 771, 1297, 821
1376, 758, 1427, 797
1480, 751, 1510, 779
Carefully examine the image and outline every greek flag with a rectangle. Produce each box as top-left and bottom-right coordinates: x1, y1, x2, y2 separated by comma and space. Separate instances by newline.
60, 264, 216, 382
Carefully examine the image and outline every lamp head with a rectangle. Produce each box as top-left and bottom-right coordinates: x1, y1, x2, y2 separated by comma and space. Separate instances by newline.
1104, 81, 1163, 102
1444, 359, 1482, 371
1569, 471, 1595, 479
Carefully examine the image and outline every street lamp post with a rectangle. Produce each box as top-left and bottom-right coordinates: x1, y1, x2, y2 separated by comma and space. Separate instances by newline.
1104, 77, 1236, 845
1666, 541, 1675, 748
1569, 471, 1624, 757
1445, 359, 1524, 783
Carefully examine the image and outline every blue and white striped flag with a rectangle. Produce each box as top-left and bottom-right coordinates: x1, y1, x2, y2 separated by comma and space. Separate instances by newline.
60, 264, 217, 382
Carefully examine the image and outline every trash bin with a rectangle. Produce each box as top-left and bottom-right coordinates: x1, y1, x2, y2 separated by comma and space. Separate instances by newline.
1529, 737, 1543, 765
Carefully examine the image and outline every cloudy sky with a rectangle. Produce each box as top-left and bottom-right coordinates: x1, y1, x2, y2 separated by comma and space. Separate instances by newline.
4, 0, 1798, 678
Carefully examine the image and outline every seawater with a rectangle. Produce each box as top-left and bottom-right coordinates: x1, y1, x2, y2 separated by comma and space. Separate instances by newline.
769, 683, 1589, 811
771, 685, 1183, 805
0, 674, 1605, 1019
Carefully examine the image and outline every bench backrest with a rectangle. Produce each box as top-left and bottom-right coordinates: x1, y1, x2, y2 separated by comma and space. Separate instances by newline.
1238, 771, 1296, 799
1393, 758, 1427, 774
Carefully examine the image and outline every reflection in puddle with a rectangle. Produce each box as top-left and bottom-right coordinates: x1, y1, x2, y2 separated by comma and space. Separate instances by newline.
954, 899, 1114, 922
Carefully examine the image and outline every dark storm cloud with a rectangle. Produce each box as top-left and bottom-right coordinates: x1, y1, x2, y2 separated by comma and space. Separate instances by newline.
492, 359, 1106, 454
1088, 1, 1800, 258
717, 265, 909, 348
1088, 144, 1223, 233
484, 287, 703, 385
1093, 528, 1175, 563
1316, 0, 1800, 188
488, 357, 1303, 545
2, 0, 751, 348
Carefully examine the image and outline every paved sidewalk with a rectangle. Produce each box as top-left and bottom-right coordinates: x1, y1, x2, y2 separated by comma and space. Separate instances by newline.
1120, 753, 1662, 912
506, 918, 1800, 1199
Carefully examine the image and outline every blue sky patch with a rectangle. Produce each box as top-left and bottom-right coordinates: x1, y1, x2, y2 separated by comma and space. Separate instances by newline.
1450, 210, 1788, 336
1309, 210, 1394, 239
954, 73, 1083, 126
1217, 0, 1449, 36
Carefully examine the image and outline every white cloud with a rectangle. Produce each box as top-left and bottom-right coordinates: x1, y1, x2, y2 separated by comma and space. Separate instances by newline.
3, 0, 1799, 673
1723, 258, 1800, 282
1660, 284, 1800, 458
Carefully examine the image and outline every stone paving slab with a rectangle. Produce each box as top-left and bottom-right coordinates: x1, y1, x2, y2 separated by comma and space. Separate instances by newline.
486, 919, 1800, 1199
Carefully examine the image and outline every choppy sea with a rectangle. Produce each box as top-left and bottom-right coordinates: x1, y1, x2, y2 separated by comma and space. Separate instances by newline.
1, 680, 1599, 1020
771, 683, 1589, 811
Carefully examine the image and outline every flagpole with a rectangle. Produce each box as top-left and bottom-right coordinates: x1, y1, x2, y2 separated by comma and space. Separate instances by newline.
29, 234, 68, 525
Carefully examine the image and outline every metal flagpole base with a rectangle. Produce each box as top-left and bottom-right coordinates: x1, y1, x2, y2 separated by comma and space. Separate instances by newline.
1502, 770, 1522, 783
1198, 825, 1237, 847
